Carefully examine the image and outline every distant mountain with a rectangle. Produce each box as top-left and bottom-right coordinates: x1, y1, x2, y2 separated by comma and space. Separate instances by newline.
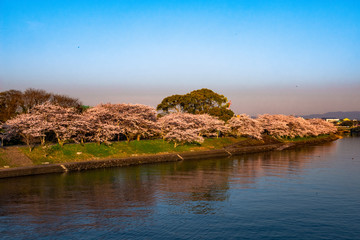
302, 111, 360, 120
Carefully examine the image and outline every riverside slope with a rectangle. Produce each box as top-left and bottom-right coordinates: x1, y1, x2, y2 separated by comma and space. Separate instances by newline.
0, 135, 339, 179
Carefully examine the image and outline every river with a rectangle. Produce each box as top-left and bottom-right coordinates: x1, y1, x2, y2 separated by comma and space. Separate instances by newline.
1, 137, 360, 239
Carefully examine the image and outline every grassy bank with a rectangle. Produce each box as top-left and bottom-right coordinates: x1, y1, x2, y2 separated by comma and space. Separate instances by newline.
278, 134, 333, 142
20, 137, 248, 165
15, 135, 338, 166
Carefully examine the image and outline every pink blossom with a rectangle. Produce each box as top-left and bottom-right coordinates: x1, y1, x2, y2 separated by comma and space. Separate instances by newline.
5, 113, 46, 150
227, 114, 263, 139
158, 113, 216, 147
31, 102, 79, 146
100, 103, 159, 142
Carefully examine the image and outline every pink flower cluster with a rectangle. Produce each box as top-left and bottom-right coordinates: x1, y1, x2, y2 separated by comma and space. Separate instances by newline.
226, 114, 337, 139
1, 102, 159, 149
0, 102, 337, 150
158, 113, 227, 147
227, 114, 263, 139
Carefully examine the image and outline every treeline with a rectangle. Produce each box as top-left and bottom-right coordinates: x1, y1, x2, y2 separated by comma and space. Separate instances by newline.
0, 88, 83, 122
1, 88, 233, 123
0, 102, 337, 150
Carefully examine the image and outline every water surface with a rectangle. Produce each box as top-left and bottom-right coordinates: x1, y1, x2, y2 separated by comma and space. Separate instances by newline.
1, 137, 360, 239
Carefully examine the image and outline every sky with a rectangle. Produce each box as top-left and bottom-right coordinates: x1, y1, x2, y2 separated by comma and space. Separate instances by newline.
1, 0, 359, 116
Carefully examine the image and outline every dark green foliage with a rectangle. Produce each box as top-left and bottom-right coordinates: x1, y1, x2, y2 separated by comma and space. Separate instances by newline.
207, 107, 235, 122
340, 121, 354, 127
183, 88, 228, 113
80, 105, 91, 112
157, 88, 234, 121
156, 94, 185, 115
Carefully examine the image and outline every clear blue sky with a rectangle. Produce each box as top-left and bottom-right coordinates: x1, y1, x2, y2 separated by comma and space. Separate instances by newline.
1, 0, 359, 115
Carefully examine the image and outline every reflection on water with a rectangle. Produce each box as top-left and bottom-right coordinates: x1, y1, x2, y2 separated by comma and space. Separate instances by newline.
1, 138, 360, 239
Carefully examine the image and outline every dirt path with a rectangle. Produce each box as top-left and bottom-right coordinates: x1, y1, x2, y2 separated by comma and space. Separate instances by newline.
2, 147, 34, 167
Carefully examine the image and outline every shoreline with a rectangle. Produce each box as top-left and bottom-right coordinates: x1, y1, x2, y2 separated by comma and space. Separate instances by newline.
0, 135, 339, 179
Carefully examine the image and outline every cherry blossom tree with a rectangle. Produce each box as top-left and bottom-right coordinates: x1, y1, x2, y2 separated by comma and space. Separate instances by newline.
196, 114, 228, 138
158, 113, 205, 147
101, 103, 159, 142
0, 122, 5, 146
68, 113, 93, 145
258, 114, 337, 138
307, 118, 337, 135
257, 114, 291, 138
0, 122, 14, 147
31, 102, 79, 147
285, 116, 316, 137
5, 113, 46, 151
83, 105, 122, 145
227, 114, 263, 139
163, 128, 204, 148
2, 98, 338, 149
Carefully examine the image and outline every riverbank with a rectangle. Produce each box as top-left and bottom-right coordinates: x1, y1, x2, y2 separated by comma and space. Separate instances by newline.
0, 134, 339, 179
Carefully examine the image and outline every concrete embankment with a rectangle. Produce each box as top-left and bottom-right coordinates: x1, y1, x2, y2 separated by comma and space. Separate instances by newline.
0, 135, 339, 179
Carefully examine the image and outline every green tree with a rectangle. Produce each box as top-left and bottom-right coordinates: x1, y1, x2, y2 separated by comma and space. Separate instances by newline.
156, 94, 185, 115
157, 88, 234, 121
340, 120, 353, 127
207, 107, 234, 122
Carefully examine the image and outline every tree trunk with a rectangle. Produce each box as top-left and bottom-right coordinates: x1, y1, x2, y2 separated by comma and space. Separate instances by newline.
137, 135, 141, 141
56, 134, 64, 147
22, 134, 32, 152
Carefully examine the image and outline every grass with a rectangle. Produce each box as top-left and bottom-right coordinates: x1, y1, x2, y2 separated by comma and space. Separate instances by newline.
0, 148, 11, 168
15, 135, 336, 166
282, 134, 332, 142
19, 137, 248, 165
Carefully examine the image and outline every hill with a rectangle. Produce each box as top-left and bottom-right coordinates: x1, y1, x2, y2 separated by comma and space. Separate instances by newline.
302, 111, 360, 120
